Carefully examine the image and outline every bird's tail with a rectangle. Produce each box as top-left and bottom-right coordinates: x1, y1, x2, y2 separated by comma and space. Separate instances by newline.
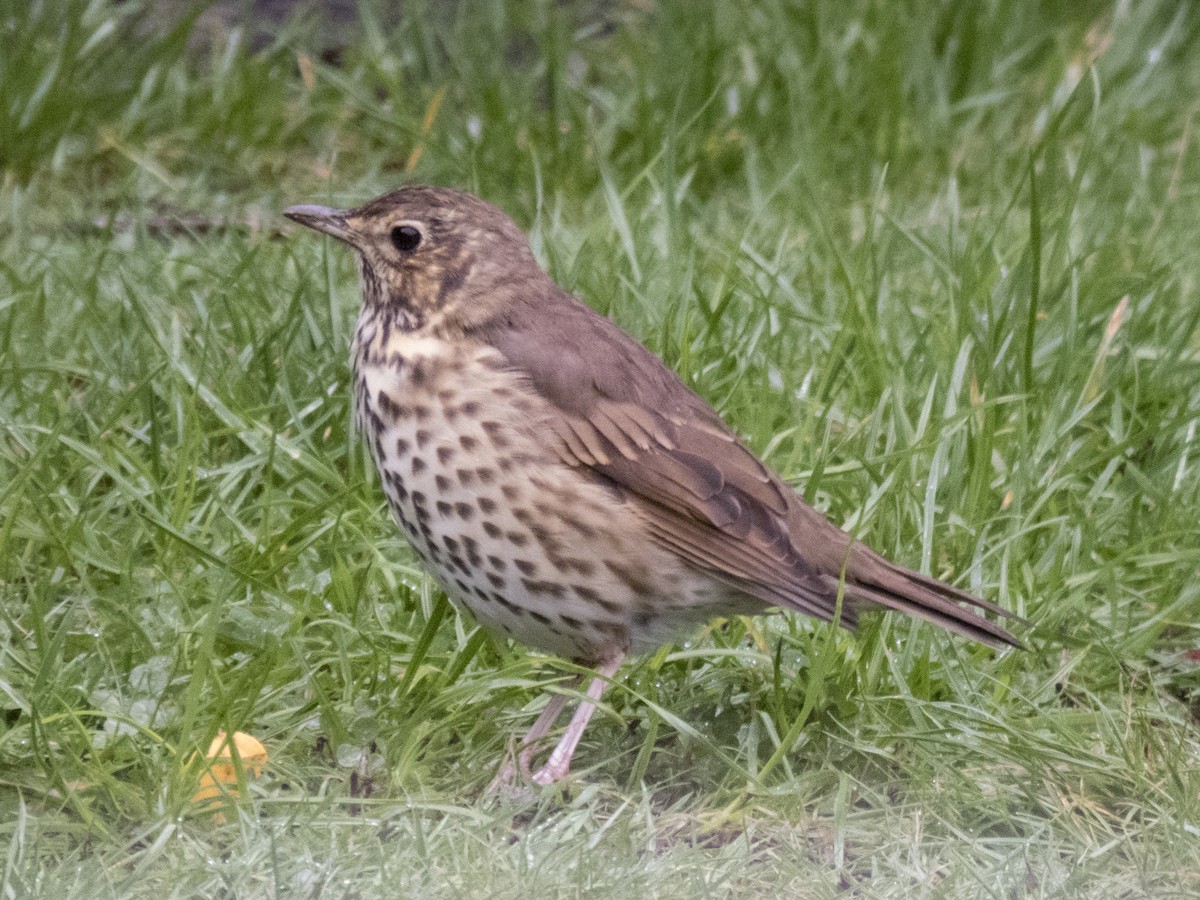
843, 546, 1023, 648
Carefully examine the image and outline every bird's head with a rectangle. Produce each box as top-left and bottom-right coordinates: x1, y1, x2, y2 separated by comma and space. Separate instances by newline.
284, 185, 542, 333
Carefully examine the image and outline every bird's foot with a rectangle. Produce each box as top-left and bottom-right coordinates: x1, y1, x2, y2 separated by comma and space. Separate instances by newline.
529, 760, 569, 786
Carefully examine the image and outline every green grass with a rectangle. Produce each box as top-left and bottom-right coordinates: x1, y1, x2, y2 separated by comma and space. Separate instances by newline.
2, 0, 1199, 895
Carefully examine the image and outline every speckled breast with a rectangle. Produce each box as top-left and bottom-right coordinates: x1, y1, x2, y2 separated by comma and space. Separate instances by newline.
350, 326, 661, 662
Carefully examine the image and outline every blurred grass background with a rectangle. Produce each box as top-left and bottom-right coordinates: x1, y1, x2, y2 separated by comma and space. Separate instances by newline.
1, 0, 1198, 895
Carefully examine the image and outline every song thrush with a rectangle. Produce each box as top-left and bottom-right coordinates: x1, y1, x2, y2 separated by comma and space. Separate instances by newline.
284, 186, 1019, 787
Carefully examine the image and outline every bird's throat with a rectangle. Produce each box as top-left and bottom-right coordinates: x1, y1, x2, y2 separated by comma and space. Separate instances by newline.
356, 258, 425, 332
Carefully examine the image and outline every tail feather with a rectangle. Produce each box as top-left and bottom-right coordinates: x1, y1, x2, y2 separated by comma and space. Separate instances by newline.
845, 549, 1024, 649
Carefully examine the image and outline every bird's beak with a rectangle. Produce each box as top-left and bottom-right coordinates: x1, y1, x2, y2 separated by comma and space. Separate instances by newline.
283, 204, 358, 245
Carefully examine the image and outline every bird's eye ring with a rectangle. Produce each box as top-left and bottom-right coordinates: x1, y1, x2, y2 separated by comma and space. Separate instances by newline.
390, 225, 422, 252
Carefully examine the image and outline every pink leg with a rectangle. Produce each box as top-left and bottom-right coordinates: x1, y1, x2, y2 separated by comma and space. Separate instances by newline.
530, 654, 625, 786
515, 683, 576, 778
487, 677, 579, 792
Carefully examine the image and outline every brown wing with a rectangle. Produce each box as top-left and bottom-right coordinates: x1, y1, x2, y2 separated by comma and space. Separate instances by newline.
486, 288, 1020, 647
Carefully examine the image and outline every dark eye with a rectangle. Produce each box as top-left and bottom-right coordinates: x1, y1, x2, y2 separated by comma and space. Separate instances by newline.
390, 225, 422, 252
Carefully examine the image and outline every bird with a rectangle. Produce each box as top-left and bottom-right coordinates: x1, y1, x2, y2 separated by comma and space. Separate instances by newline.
283, 186, 1020, 787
